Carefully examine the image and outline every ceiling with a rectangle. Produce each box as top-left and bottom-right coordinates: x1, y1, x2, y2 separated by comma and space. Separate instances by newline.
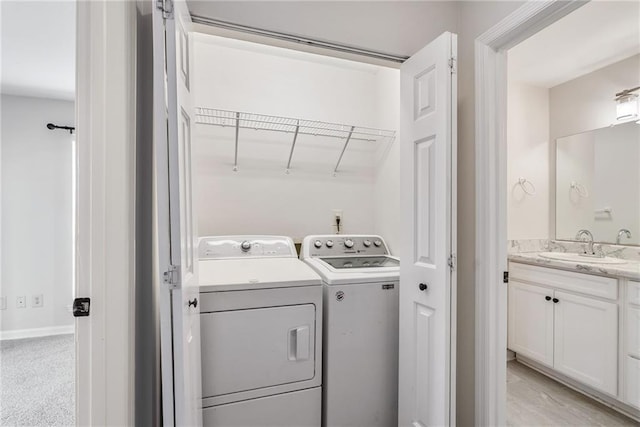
1, 1, 76, 100
508, 1, 640, 88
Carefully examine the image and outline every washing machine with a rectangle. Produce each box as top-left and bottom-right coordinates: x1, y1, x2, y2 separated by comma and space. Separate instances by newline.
198, 235, 323, 427
300, 235, 400, 427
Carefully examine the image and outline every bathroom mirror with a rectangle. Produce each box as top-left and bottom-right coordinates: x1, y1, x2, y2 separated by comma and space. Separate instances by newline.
556, 121, 640, 245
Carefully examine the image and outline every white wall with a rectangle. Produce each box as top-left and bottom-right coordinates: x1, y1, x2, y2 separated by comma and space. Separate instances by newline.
550, 54, 640, 140
374, 67, 401, 252
1, 94, 74, 335
192, 34, 399, 248
506, 81, 550, 240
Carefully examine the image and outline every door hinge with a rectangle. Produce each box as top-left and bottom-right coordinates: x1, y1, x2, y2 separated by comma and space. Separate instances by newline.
163, 264, 179, 287
449, 57, 457, 74
448, 254, 457, 271
156, 0, 174, 19
503, 271, 509, 283
72, 298, 91, 317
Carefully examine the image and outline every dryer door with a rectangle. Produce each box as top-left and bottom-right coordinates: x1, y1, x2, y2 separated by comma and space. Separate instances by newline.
201, 304, 316, 398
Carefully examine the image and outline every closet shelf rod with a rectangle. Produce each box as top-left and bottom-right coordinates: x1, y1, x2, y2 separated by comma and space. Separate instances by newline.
285, 123, 300, 174
333, 126, 355, 176
233, 112, 240, 171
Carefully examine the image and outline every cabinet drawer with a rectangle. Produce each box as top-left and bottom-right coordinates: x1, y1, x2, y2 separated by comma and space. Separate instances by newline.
625, 356, 640, 410
628, 281, 640, 306
510, 262, 617, 301
628, 305, 640, 359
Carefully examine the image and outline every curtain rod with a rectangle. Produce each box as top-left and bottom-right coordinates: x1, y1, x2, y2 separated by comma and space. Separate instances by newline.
47, 123, 75, 134
190, 15, 409, 64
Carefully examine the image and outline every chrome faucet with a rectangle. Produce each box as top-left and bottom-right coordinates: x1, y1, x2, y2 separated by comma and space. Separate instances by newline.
575, 229, 595, 255
617, 229, 632, 244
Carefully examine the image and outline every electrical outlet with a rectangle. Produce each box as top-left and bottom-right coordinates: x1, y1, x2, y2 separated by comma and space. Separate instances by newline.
332, 209, 343, 234
0, 296, 6, 310
16, 296, 26, 308
32, 294, 43, 308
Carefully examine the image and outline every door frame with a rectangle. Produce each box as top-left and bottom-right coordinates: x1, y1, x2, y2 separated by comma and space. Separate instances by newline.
474, 0, 587, 425
75, 1, 137, 425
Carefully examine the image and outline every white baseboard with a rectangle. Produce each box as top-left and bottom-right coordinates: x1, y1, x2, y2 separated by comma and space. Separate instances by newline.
0, 325, 74, 341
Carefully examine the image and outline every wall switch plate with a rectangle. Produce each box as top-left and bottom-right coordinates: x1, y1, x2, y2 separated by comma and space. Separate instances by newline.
0, 296, 6, 310
16, 296, 26, 308
32, 294, 43, 308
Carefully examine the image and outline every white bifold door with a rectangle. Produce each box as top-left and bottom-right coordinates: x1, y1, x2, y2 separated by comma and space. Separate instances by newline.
153, 0, 202, 426
398, 32, 457, 427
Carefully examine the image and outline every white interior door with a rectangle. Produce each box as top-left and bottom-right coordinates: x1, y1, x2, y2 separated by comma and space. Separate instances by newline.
398, 31, 457, 427
153, 1, 202, 426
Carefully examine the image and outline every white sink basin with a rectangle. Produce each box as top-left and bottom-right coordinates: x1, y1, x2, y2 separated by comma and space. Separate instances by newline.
538, 252, 626, 265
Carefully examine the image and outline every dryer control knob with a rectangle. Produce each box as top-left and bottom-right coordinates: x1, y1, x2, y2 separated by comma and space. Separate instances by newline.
326, 240, 334, 248
241, 241, 252, 252
363, 240, 372, 247
344, 239, 354, 248
373, 239, 382, 247
314, 240, 323, 248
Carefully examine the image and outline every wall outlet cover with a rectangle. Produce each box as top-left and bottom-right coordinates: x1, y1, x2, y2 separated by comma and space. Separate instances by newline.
0, 296, 6, 310
32, 294, 44, 308
16, 296, 26, 308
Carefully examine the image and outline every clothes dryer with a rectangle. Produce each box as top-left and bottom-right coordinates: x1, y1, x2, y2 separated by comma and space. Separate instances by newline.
199, 235, 322, 427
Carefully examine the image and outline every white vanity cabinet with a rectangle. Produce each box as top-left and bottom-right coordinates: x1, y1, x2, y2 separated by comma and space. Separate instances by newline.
508, 262, 618, 397
626, 281, 640, 409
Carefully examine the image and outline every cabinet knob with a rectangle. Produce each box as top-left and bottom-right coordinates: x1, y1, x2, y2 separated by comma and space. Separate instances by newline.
418, 283, 428, 291
552, 298, 559, 304
545, 296, 551, 301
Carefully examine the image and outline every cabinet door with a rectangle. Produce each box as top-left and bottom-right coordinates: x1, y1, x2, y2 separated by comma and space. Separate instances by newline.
625, 356, 640, 409
508, 281, 554, 366
553, 291, 618, 396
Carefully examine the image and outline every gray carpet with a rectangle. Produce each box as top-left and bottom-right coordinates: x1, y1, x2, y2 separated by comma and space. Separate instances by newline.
0, 334, 75, 426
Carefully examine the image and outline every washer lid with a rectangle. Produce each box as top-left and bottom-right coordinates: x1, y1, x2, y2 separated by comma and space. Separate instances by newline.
199, 258, 322, 291
319, 255, 399, 269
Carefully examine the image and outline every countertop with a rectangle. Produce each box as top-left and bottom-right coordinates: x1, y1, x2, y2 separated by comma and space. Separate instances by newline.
508, 252, 640, 281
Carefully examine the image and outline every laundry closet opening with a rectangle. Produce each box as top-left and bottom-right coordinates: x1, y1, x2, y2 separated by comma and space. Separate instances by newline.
190, 31, 401, 250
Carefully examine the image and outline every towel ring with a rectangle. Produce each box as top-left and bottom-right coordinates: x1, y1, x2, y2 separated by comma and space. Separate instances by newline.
570, 181, 589, 198
517, 177, 536, 196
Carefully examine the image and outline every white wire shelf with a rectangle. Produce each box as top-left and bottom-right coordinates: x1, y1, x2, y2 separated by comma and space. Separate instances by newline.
195, 108, 396, 141
194, 107, 396, 175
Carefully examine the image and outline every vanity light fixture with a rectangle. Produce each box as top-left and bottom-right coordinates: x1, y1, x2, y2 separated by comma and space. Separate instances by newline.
615, 86, 639, 122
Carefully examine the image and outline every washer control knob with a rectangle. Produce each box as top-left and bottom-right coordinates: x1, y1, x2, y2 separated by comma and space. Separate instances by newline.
240, 241, 252, 252
344, 239, 354, 248
373, 239, 382, 247
314, 240, 323, 248
326, 240, 334, 248
363, 240, 372, 247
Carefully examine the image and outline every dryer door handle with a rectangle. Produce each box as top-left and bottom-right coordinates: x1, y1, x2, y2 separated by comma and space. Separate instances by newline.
288, 325, 310, 361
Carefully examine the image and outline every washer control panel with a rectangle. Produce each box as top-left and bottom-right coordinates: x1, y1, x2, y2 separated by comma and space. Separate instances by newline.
303, 235, 389, 257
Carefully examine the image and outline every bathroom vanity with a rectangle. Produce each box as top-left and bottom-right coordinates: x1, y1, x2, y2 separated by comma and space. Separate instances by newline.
507, 251, 640, 420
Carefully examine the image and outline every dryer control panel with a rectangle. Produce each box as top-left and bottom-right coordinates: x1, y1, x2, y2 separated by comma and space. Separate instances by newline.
199, 235, 297, 259
302, 235, 390, 258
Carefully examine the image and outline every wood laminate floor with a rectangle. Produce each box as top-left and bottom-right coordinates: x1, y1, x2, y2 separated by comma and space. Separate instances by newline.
507, 360, 639, 426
